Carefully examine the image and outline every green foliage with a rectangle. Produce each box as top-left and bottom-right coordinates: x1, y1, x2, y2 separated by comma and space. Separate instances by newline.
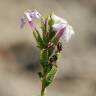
40, 17, 49, 47
33, 14, 60, 96
48, 47, 54, 57
45, 65, 57, 87
33, 31, 44, 49
40, 15, 55, 47
48, 15, 55, 41
21, 10, 64, 96
40, 49, 49, 69
40, 49, 53, 74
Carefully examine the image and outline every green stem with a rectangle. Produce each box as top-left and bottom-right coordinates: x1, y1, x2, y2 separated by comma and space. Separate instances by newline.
41, 80, 46, 96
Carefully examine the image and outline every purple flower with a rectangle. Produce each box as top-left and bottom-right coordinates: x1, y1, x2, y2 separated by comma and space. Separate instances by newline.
20, 9, 41, 30
52, 14, 75, 42
55, 27, 66, 40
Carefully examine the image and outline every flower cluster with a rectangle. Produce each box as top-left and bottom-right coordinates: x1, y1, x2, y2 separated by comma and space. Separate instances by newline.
21, 9, 75, 96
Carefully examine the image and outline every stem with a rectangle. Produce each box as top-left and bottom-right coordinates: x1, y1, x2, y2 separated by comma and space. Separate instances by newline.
41, 80, 46, 96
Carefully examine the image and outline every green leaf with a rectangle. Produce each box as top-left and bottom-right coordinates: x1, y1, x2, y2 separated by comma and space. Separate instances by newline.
40, 17, 49, 47
48, 15, 55, 41
40, 49, 53, 75
40, 15, 55, 47
33, 31, 44, 49
48, 48, 53, 57
45, 65, 57, 87
40, 49, 49, 69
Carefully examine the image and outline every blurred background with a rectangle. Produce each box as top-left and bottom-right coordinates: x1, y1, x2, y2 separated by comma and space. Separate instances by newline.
0, 0, 96, 96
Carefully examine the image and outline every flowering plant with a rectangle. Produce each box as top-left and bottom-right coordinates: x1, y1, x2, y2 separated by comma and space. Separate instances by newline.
21, 9, 75, 96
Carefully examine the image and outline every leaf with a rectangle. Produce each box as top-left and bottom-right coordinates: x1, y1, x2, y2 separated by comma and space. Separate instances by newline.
40, 15, 55, 47
40, 49, 49, 69
40, 17, 49, 47
48, 15, 55, 41
40, 49, 53, 75
33, 31, 44, 49
45, 65, 57, 87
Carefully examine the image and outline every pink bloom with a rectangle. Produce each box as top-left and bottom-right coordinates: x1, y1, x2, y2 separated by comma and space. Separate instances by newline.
20, 9, 41, 30
64, 25, 74, 42
52, 14, 75, 42
55, 27, 66, 40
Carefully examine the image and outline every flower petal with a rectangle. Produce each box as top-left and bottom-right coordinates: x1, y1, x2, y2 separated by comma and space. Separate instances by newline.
52, 14, 75, 42
52, 23, 66, 32
63, 25, 75, 42
33, 10, 41, 18
21, 9, 41, 30
24, 10, 32, 22
20, 16, 26, 28
55, 27, 66, 40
